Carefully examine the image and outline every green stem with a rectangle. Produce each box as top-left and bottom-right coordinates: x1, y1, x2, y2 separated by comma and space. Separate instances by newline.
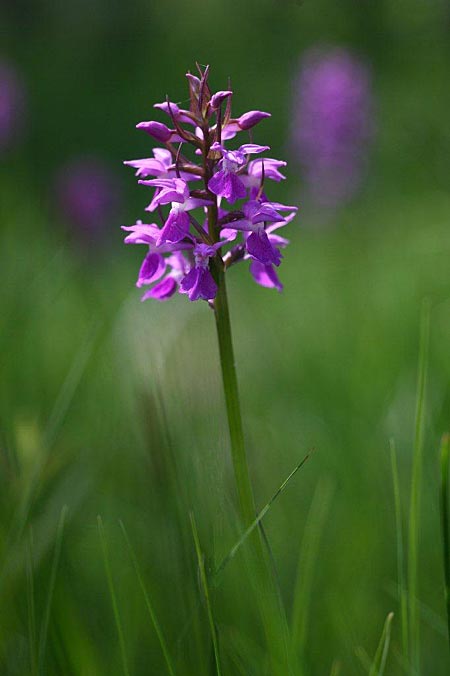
407, 298, 430, 675
212, 260, 256, 526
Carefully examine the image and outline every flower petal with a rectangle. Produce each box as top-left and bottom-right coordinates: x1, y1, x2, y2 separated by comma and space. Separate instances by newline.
238, 143, 270, 155
209, 90, 233, 110
180, 267, 217, 301
141, 276, 177, 301
157, 210, 190, 245
249, 260, 283, 291
246, 230, 282, 266
136, 121, 172, 142
136, 252, 165, 287
208, 170, 246, 203
122, 222, 160, 245
237, 110, 271, 130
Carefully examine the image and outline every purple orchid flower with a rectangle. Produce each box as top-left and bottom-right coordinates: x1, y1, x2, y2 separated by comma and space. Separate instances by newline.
246, 218, 292, 291
180, 242, 222, 301
138, 177, 211, 245
123, 66, 297, 303
141, 252, 191, 301
121, 221, 193, 301
208, 143, 269, 203
223, 200, 296, 266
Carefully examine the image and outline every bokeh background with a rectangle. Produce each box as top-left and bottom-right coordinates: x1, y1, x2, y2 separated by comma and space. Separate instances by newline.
1, 1, 450, 674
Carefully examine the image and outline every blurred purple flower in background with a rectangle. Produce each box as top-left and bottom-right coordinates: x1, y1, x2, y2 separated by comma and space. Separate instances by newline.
55, 157, 119, 238
0, 59, 26, 154
292, 46, 374, 208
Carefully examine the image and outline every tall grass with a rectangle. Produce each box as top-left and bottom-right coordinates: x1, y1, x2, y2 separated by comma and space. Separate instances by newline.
98, 516, 130, 676
407, 299, 430, 674
38, 505, 68, 675
390, 439, 408, 658
439, 433, 450, 656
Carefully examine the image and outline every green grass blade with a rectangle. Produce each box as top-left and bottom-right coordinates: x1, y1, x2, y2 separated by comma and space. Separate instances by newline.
369, 612, 394, 676
355, 646, 372, 672
390, 438, 408, 658
97, 516, 130, 676
407, 298, 430, 674
26, 527, 37, 676
38, 505, 68, 676
439, 433, 450, 657
43, 322, 99, 450
329, 659, 341, 676
190, 512, 222, 676
214, 452, 312, 582
291, 478, 333, 661
119, 519, 176, 676
6, 325, 98, 557
257, 521, 293, 673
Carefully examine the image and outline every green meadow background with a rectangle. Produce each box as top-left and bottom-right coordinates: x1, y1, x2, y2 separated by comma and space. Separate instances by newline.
1, 1, 450, 674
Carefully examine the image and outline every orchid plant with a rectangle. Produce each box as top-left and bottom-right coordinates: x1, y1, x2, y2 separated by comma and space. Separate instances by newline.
123, 64, 297, 527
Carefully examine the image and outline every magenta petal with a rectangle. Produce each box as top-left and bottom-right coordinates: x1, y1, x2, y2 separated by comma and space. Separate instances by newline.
246, 230, 282, 266
124, 158, 163, 178
142, 276, 177, 301
209, 90, 233, 110
208, 170, 246, 203
249, 260, 283, 291
208, 170, 227, 196
137, 252, 165, 287
238, 143, 270, 155
221, 123, 239, 140
248, 158, 287, 181
136, 121, 172, 142
180, 267, 217, 301
153, 101, 181, 117
157, 210, 190, 245
237, 110, 271, 130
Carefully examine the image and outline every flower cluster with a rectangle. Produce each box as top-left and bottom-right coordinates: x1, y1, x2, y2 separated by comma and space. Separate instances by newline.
292, 47, 374, 208
123, 65, 297, 303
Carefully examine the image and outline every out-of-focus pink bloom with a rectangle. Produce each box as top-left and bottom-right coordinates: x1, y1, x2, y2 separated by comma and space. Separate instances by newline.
55, 157, 119, 237
292, 46, 374, 208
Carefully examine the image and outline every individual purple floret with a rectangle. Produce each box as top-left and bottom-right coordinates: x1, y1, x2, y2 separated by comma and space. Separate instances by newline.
122, 64, 297, 303
139, 177, 212, 244
292, 46, 374, 208
180, 242, 222, 301
208, 143, 269, 203
0, 59, 26, 153
56, 157, 119, 237
223, 199, 296, 266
